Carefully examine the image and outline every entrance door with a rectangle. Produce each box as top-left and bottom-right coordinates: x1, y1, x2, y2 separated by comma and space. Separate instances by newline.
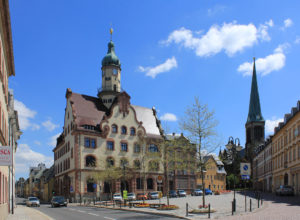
284, 173, 288, 185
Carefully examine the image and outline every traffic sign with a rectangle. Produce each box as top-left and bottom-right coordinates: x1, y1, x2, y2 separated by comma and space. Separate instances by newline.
157, 175, 163, 183
240, 163, 251, 176
93, 183, 97, 189
70, 186, 74, 193
241, 175, 250, 180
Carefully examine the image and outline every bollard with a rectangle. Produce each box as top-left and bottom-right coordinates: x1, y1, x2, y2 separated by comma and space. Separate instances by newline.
250, 199, 252, 212
113, 201, 115, 208
120, 201, 122, 209
245, 191, 247, 212
261, 198, 263, 206
232, 201, 234, 215
186, 203, 188, 217
208, 203, 211, 219
258, 198, 260, 208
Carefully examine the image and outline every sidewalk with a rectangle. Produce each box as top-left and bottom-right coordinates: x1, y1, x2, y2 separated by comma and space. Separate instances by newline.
6, 205, 52, 220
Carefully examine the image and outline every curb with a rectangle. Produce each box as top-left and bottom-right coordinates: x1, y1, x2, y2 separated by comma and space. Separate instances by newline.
31, 207, 54, 220
86, 204, 190, 219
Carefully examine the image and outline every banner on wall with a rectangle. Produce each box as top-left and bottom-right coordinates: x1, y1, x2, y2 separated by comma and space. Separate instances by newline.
0, 146, 12, 166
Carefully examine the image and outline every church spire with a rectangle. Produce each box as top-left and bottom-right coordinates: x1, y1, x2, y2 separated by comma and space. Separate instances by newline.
247, 57, 264, 123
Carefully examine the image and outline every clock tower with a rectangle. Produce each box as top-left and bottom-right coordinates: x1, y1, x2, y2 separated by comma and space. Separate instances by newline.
98, 28, 121, 108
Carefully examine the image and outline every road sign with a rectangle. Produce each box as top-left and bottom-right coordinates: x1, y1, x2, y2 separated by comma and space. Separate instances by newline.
241, 175, 250, 180
157, 175, 163, 183
93, 183, 97, 189
0, 146, 12, 166
70, 186, 74, 193
240, 163, 251, 176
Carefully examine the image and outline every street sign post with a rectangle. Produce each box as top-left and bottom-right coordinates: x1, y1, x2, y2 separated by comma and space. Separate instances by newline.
240, 163, 251, 180
157, 175, 163, 183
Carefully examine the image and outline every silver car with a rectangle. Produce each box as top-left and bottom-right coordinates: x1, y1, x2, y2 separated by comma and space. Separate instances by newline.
276, 185, 294, 196
148, 191, 159, 199
26, 197, 40, 207
113, 193, 123, 202
127, 192, 136, 201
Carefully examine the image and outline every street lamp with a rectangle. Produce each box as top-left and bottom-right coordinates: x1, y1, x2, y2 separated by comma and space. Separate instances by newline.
225, 136, 243, 212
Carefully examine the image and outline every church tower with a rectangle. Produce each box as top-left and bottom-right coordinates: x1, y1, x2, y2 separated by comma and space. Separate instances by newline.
98, 28, 121, 108
245, 58, 265, 162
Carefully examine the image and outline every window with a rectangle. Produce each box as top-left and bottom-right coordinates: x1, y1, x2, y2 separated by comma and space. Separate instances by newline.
87, 179, 95, 192
91, 139, 96, 148
136, 178, 144, 190
121, 126, 127, 135
147, 178, 153, 190
149, 144, 159, 153
149, 161, 159, 171
106, 157, 114, 167
112, 124, 118, 133
134, 160, 141, 170
107, 141, 114, 151
71, 148, 73, 159
86, 155, 96, 167
121, 142, 128, 152
120, 158, 128, 167
130, 127, 136, 136
84, 138, 90, 147
134, 144, 141, 153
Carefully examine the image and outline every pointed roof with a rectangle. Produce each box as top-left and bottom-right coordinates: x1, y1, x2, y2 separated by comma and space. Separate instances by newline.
247, 58, 264, 123
101, 40, 121, 67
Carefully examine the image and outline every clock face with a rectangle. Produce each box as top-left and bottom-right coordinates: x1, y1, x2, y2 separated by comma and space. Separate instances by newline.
113, 69, 118, 75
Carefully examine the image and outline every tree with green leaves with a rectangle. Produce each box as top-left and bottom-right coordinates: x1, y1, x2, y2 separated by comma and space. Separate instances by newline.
179, 97, 219, 207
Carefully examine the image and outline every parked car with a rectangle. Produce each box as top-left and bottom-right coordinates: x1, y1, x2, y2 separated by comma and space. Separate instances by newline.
137, 192, 148, 200
127, 192, 136, 201
148, 191, 159, 199
275, 185, 294, 196
191, 189, 203, 196
51, 196, 67, 207
205, 188, 213, 195
168, 190, 178, 198
177, 190, 187, 197
26, 197, 40, 207
113, 193, 123, 202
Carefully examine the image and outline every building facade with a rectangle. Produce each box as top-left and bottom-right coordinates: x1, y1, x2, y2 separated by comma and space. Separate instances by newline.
53, 34, 166, 202
0, 1, 17, 219
272, 101, 300, 195
28, 163, 46, 197
196, 155, 226, 192
253, 137, 272, 191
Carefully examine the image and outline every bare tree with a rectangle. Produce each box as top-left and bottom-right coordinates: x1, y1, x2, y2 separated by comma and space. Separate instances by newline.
179, 97, 219, 206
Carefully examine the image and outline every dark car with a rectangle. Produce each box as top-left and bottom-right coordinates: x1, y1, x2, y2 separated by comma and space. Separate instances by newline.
51, 196, 67, 207
169, 190, 178, 198
275, 185, 294, 196
191, 189, 203, 196
205, 188, 213, 195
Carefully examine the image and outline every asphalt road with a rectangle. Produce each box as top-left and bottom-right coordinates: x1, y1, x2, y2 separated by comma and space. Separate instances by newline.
32, 204, 180, 220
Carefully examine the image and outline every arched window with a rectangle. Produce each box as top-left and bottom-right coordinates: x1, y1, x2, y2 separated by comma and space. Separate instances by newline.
86, 155, 96, 167
134, 160, 141, 170
149, 144, 159, 153
121, 126, 127, 135
111, 124, 118, 133
106, 157, 114, 167
130, 127, 136, 136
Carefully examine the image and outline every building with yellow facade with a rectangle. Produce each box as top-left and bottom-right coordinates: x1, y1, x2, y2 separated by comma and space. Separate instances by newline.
272, 101, 300, 195
196, 155, 226, 192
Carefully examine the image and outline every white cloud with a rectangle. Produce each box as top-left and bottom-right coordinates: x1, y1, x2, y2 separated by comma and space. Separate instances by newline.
160, 113, 177, 122
294, 36, 300, 44
14, 100, 39, 131
162, 21, 272, 57
284, 18, 293, 28
207, 5, 226, 16
238, 43, 289, 76
48, 133, 60, 147
138, 57, 177, 78
42, 119, 59, 132
265, 19, 274, 27
34, 141, 41, 146
266, 117, 283, 134
15, 144, 53, 176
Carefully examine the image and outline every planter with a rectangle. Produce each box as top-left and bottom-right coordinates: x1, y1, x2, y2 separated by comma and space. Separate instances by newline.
135, 203, 150, 208
189, 208, 216, 214
157, 205, 179, 210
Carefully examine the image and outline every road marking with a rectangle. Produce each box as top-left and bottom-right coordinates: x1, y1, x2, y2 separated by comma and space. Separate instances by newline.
68, 208, 75, 211
77, 210, 86, 213
104, 217, 115, 220
88, 212, 99, 216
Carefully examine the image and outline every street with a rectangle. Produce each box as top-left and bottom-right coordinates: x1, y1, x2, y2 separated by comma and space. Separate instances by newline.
31, 204, 180, 220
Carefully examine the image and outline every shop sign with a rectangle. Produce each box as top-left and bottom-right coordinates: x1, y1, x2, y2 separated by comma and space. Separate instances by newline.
0, 146, 12, 166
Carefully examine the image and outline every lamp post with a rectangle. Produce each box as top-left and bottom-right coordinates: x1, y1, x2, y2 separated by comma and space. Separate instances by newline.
225, 136, 243, 212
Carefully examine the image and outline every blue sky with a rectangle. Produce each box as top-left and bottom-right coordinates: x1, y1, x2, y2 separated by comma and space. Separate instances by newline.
9, 0, 300, 179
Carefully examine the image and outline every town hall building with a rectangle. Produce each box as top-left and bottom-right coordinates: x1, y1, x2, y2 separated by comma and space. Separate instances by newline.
53, 31, 167, 202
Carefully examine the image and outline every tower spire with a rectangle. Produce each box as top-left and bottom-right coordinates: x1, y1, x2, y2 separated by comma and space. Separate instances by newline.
110, 27, 113, 41
247, 57, 264, 123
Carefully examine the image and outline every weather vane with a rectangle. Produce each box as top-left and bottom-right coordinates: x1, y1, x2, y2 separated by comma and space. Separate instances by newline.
110, 23, 113, 41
